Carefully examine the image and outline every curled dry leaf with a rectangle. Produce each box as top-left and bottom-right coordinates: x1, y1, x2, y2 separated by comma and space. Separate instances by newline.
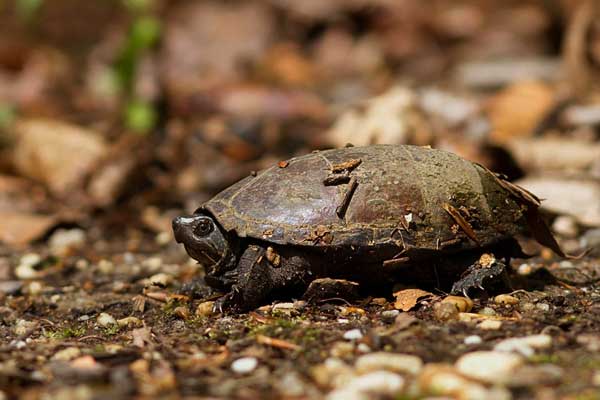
393, 288, 434, 311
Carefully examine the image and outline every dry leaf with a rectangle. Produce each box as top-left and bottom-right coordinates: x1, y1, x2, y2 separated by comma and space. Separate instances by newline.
12, 119, 108, 197
0, 211, 57, 246
487, 81, 555, 143
393, 288, 434, 311
132, 327, 152, 348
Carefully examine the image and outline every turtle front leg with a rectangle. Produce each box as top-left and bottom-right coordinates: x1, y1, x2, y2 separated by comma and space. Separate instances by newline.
450, 253, 508, 298
213, 245, 271, 313
214, 244, 312, 313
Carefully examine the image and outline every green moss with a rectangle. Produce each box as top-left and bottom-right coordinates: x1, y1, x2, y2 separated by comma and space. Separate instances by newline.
45, 326, 86, 339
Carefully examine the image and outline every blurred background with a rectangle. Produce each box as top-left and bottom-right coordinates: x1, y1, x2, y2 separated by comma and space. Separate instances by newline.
0, 0, 599, 250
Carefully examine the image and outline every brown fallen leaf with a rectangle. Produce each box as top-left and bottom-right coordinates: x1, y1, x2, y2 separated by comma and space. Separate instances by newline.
12, 118, 108, 197
393, 288, 434, 311
0, 211, 57, 246
132, 327, 153, 348
487, 80, 555, 144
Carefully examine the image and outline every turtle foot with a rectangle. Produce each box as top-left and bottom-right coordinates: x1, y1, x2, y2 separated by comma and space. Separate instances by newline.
451, 253, 507, 298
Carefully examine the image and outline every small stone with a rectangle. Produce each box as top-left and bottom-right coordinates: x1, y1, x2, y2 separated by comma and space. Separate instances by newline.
14, 263, 39, 280
52, 347, 81, 361
420, 364, 511, 400
116, 317, 142, 328
552, 215, 578, 238
20, 253, 41, 266
343, 329, 363, 340
344, 371, 404, 396
456, 351, 523, 384
464, 335, 482, 345
0, 281, 23, 295
23, 281, 43, 295
478, 320, 502, 330
48, 228, 85, 255
331, 341, 355, 358
380, 309, 400, 322
326, 389, 368, 400
356, 343, 371, 353
517, 263, 533, 275
149, 273, 172, 287
494, 294, 519, 305
97, 312, 116, 327
231, 357, 258, 374
592, 371, 600, 386
433, 302, 459, 321
142, 257, 163, 271
355, 352, 423, 375
155, 231, 171, 246
195, 301, 215, 317
13, 319, 37, 336
97, 260, 114, 274
581, 228, 600, 250
441, 296, 473, 312
536, 302, 550, 312
479, 306, 497, 316
494, 334, 552, 357
311, 358, 355, 388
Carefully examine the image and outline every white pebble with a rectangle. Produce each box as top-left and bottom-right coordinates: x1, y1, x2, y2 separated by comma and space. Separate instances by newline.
143, 257, 163, 271
356, 343, 371, 353
536, 302, 550, 312
345, 371, 404, 395
343, 329, 363, 340
355, 352, 423, 375
97, 312, 116, 327
52, 347, 81, 361
326, 389, 368, 400
14, 264, 39, 280
20, 253, 41, 267
97, 260, 114, 274
478, 320, 502, 330
149, 273, 172, 287
456, 351, 523, 384
517, 263, 533, 275
464, 335, 483, 345
552, 216, 578, 238
494, 334, 552, 357
231, 357, 258, 374
49, 229, 85, 255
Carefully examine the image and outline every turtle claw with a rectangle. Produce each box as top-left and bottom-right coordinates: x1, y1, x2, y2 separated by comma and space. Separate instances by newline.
451, 254, 507, 297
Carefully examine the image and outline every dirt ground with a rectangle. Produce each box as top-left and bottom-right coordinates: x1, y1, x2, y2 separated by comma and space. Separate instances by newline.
1, 1, 600, 399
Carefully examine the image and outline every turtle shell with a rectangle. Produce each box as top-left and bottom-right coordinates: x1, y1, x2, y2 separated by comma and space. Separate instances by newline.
203, 145, 529, 252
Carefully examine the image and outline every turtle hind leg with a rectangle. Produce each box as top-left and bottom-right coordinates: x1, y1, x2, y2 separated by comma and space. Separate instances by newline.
451, 253, 508, 298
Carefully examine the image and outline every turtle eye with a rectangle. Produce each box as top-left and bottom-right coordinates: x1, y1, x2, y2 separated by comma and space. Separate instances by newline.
194, 219, 213, 237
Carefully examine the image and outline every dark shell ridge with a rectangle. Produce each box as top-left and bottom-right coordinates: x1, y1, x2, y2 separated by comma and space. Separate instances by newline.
203, 145, 526, 252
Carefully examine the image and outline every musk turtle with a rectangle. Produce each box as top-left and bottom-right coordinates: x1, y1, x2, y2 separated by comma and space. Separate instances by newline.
173, 144, 565, 312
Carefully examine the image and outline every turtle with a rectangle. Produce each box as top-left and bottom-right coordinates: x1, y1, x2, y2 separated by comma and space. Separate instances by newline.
172, 144, 566, 312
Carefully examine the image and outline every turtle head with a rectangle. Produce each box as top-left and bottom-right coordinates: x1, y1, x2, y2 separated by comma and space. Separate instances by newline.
172, 212, 237, 288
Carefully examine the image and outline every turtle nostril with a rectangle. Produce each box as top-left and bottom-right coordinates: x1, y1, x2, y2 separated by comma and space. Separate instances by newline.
172, 216, 187, 243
